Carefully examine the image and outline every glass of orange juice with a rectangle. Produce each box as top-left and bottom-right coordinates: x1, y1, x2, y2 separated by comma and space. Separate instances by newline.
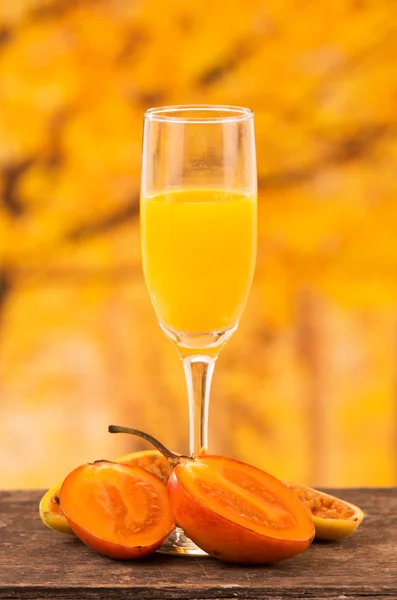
140, 105, 257, 555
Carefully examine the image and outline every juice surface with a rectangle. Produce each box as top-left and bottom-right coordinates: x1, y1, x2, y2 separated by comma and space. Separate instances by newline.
141, 188, 257, 334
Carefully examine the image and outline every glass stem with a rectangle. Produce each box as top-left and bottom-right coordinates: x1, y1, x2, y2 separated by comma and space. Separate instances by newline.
183, 355, 216, 457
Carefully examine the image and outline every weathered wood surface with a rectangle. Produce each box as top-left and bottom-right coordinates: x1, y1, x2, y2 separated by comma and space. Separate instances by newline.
0, 489, 395, 600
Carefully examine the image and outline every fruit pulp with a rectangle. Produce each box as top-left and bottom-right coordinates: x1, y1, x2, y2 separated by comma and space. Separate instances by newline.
60, 461, 175, 559
175, 457, 314, 541
285, 483, 364, 540
141, 189, 257, 335
168, 455, 314, 564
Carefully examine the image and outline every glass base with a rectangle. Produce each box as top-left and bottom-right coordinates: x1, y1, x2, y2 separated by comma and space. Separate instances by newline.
159, 323, 237, 358
157, 527, 208, 556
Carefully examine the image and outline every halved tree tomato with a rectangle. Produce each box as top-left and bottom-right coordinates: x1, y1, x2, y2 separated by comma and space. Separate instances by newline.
60, 461, 175, 559
39, 449, 172, 536
286, 483, 364, 541
168, 456, 315, 564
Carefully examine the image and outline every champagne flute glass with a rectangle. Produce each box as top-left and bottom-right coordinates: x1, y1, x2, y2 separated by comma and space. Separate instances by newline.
140, 105, 257, 555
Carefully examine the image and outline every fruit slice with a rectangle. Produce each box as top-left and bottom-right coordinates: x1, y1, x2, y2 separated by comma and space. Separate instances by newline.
39, 486, 73, 535
286, 483, 364, 541
168, 456, 314, 564
60, 461, 175, 559
117, 449, 172, 483
39, 449, 172, 536
109, 427, 315, 564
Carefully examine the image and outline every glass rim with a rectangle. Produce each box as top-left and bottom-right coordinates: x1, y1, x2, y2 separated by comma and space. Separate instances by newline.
144, 104, 254, 124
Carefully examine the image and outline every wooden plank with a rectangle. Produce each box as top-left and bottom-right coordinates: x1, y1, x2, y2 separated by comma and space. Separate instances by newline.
0, 489, 396, 599
2, 594, 396, 600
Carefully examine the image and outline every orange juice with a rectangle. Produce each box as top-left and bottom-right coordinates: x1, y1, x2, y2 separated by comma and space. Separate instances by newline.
141, 189, 256, 334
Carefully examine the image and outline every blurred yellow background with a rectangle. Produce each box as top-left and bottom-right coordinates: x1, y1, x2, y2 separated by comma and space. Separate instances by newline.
1, 0, 396, 490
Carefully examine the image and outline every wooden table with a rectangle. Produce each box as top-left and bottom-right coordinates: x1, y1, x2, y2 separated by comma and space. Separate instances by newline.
0, 489, 395, 599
